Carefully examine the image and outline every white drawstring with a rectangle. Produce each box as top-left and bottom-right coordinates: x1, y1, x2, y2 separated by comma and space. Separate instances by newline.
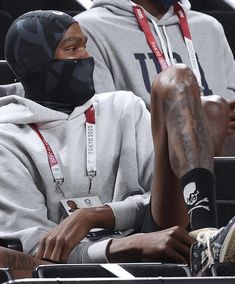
163, 25, 175, 65
151, 19, 172, 66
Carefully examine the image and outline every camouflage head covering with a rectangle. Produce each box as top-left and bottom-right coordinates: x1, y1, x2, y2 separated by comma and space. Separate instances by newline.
5, 10, 76, 78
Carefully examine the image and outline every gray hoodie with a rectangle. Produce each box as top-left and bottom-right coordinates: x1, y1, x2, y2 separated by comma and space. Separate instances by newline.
0, 91, 153, 262
75, 0, 235, 108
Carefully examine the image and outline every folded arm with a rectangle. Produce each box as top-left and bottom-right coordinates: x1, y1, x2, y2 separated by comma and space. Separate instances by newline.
35, 205, 115, 262
107, 226, 194, 265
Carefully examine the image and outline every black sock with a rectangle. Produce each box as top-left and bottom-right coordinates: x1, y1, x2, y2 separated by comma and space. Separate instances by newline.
180, 168, 217, 231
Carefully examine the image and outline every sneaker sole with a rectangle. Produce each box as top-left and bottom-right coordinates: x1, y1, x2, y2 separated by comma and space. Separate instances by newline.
219, 223, 235, 262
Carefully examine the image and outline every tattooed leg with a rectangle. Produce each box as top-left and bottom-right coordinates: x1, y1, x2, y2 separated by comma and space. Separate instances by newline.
0, 246, 49, 278
163, 68, 213, 177
150, 64, 215, 229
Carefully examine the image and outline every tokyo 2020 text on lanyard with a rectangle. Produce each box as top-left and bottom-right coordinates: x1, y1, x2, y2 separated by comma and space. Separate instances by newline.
30, 105, 96, 197
132, 1, 202, 89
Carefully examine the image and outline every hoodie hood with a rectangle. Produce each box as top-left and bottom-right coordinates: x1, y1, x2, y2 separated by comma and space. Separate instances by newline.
0, 95, 93, 125
91, 0, 191, 25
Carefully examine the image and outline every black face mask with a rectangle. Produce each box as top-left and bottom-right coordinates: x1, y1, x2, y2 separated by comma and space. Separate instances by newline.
21, 57, 95, 107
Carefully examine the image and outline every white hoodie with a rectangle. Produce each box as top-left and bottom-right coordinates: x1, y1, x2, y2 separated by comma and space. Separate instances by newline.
0, 91, 153, 262
76, 0, 235, 108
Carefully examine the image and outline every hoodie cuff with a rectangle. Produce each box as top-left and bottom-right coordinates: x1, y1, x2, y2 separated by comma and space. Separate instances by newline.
106, 199, 138, 230
82, 238, 112, 263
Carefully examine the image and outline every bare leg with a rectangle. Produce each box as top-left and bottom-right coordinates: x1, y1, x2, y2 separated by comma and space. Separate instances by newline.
202, 95, 230, 156
0, 246, 49, 279
150, 64, 214, 229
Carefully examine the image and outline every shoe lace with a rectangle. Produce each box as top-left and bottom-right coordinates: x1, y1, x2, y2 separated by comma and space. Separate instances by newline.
196, 228, 222, 265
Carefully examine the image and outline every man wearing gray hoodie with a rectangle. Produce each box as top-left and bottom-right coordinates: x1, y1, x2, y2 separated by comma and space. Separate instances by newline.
0, 2, 234, 278
75, 0, 235, 155
0, 8, 234, 279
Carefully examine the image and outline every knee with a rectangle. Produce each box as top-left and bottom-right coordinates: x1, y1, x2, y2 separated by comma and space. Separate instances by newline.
151, 64, 199, 106
202, 95, 230, 128
202, 96, 230, 155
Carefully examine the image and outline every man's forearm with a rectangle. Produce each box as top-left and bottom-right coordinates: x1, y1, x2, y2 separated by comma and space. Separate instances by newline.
106, 228, 193, 264
106, 234, 142, 262
84, 205, 115, 229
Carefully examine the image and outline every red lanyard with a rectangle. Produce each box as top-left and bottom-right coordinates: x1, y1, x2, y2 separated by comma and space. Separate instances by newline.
173, 2, 201, 84
30, 123, 65, 197
30, 105, 96, 197
174, 2, 191, 39
85, 105, 96, 194
132, 2, 202, 87
133, 5, 168, 70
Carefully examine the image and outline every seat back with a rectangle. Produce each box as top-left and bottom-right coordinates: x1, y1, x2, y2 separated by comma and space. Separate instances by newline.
33, 264, 116, 278
33, 263, 191, 278
119, 263, 191, 277
0, 11, 14, 60
210, 262, 235, 276
0, 267, 13, 283
191, 0, 233, 11
0, 237, 23, 252
5, 277, 235, 284
214, 157, 235, 227
0, 60, 16, 85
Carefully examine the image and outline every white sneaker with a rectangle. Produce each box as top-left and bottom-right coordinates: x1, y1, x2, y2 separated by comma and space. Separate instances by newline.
190, 217, 235, 276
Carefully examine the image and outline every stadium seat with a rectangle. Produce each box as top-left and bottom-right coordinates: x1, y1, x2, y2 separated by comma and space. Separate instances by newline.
0, 268, 13, 283
0, 10, 13, 59
118, 263, 191, 277
0, 1, 85, 59
214, 157, 235, 227
0, 0, 85, 20
0, 238, 23, 252
5, 277, 235, 284
162, 277, 235, 283
33, 264, 118, 278
0, 60, 16, 85
33, 263, 191, 278
191, 0, 233, 12
209, 262, 235, 276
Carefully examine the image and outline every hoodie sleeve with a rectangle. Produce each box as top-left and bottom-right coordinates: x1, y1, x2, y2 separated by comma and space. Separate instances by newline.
205, 16, 235, 101
0, 143, 56, 255
106, 97, 154, 231
217, 20, 235, 101
0, 82, 25, 97
221, 36, 235, 101
68, 238, 112, 263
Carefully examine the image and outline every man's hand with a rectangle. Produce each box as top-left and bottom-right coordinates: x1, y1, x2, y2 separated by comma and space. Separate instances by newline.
107, 226, 194, 265
35, 205, 115, 263
228, 99, 235, 136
